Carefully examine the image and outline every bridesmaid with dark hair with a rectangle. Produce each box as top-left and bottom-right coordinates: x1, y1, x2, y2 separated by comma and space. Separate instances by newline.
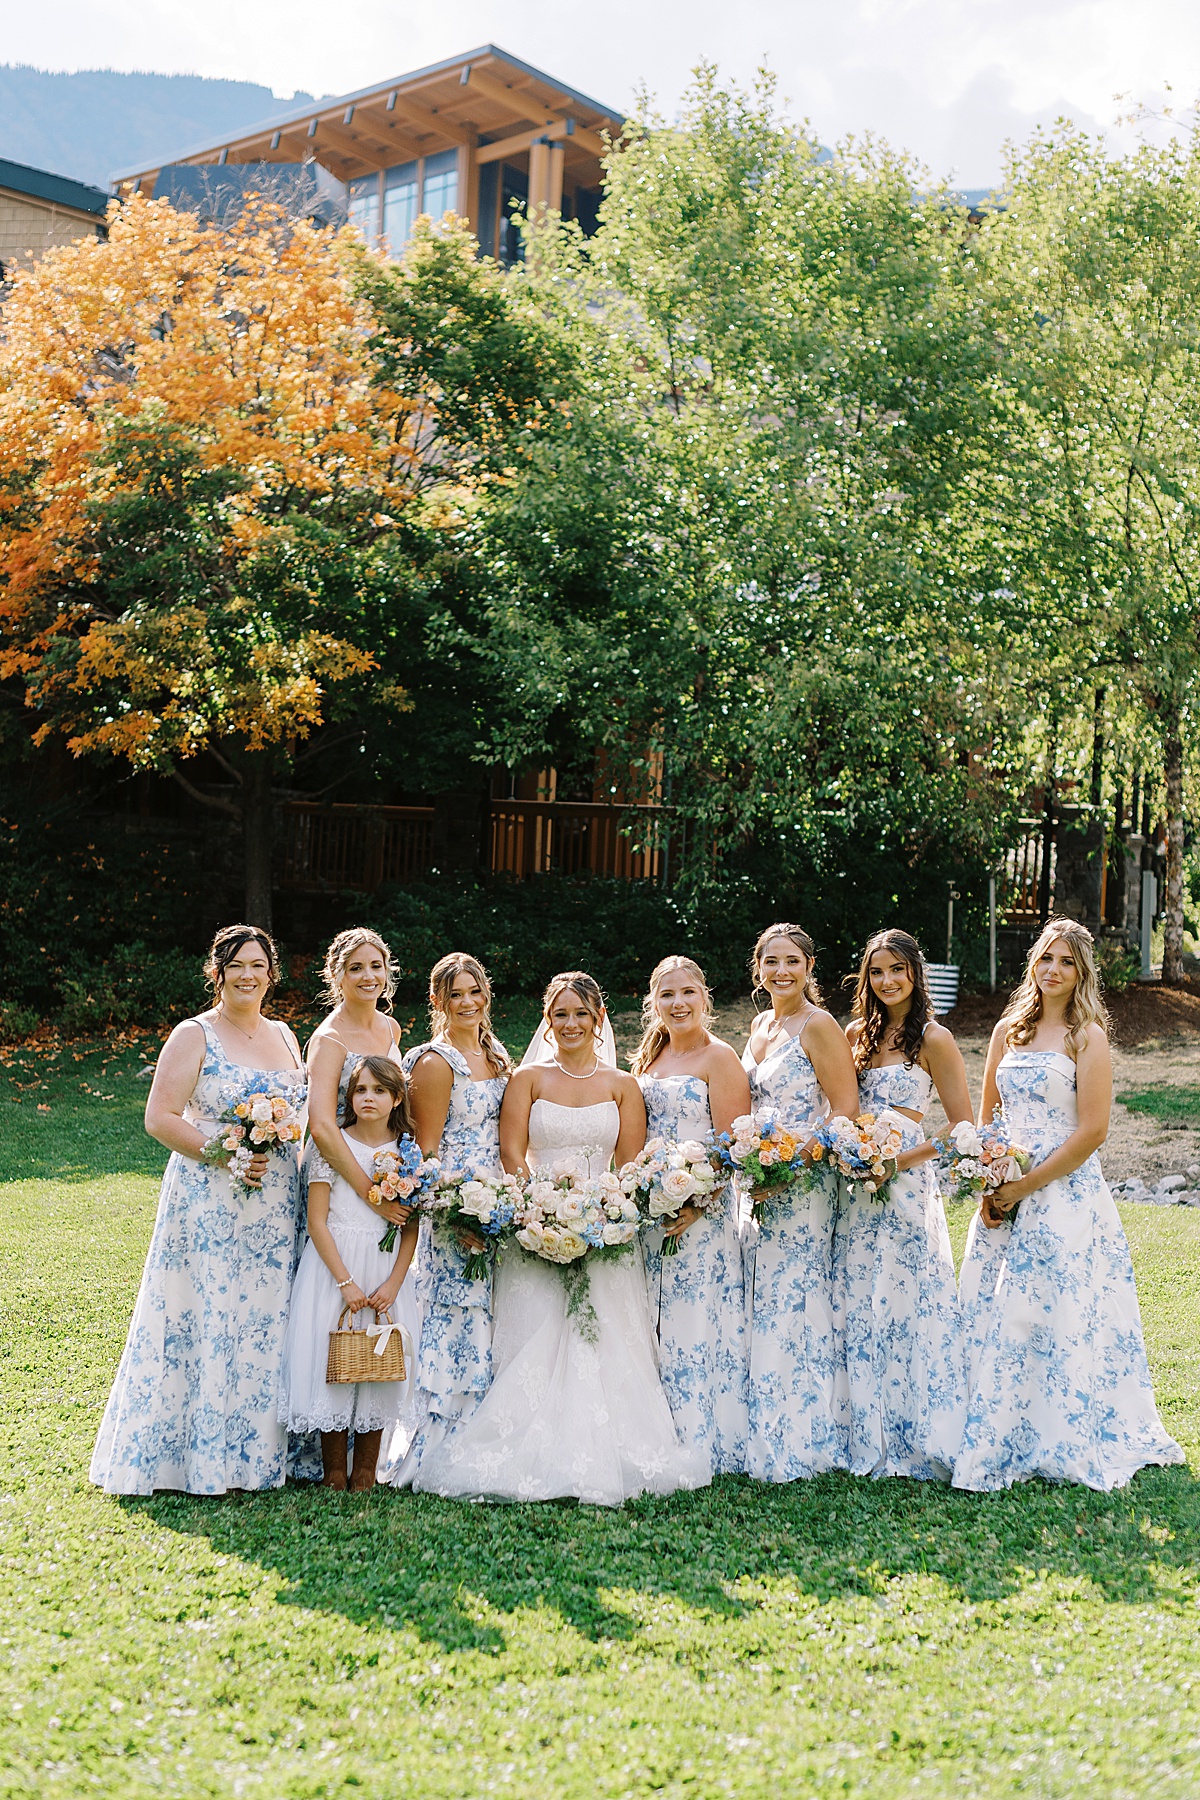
90, 925, 306, 1495
837, 929, 972, 1480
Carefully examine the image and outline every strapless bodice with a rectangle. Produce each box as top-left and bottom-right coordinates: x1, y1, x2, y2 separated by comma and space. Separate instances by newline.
858, 1061, 933, 1119
528, 1097, 620, 1177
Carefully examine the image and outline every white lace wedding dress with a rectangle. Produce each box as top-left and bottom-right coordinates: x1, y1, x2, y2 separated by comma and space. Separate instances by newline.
412, 1098, 711, 1505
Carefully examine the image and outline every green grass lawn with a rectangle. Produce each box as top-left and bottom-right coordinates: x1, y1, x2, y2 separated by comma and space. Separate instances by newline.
1119, 1084, 1200, 1122
2, 1032, 1200, 1797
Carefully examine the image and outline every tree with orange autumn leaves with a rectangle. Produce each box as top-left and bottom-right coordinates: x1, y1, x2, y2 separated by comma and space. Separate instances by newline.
0, 193, 427, 929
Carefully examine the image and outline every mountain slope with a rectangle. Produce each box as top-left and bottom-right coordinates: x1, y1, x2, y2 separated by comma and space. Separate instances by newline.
0, 65, 315, 189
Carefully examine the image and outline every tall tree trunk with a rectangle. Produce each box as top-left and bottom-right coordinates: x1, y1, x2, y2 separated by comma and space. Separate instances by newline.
1162, 700, 1185, 985
241, 752, 276, 933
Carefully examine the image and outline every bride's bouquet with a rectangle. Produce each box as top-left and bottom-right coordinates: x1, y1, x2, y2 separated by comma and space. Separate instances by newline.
515, 1155, 640, 1337
424, 1169, 524, 1280
811, 1111, 906, 1199
201, 1080, 304, 1193
370, 1138, 442, 1251
619, 1137, 722, 1255
935, 1111, 1031, 1215
709, 1112, 808, 1212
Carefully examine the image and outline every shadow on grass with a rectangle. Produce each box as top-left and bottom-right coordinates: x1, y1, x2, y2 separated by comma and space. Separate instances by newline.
128, 1459, 1200, 1655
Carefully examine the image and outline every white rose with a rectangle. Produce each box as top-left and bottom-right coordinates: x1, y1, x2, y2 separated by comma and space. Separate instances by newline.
458, 1181, 491, 1218
517, 1223, 546, 1254
555, 1195, 584, 1223
950, 1122, 984, 1157
678, 1140, 708, 1164
602, 1222, 628, 1246
529, 1181, 557, 1210
596, 1170, 622, 1198
553, 1228, 588, 1262
552, 1156, 583, 1182
660, 1167, 699, 1205
250, 1097, 273, 1123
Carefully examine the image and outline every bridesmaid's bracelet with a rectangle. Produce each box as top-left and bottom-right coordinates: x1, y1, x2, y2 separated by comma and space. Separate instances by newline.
336, 1276, 355, 1289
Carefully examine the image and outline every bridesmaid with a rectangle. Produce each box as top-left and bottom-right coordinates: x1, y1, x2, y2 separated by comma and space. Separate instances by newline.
90, 926, 306, 1495
633, 955, 752, 1476
741, 923, 861, 1481
954, 918, 1183, 1491
385, 951, 512, 1486
836, 929, 972, 1480
306, 928, 406, 1207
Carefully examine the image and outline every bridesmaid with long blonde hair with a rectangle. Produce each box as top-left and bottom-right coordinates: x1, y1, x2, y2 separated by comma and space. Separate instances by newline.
954, 918, 1182, 1491
632, 955, 752, 1476
741, 923, 860, 1481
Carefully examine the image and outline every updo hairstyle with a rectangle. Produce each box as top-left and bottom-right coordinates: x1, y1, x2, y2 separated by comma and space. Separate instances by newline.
205, 924, 281, 998
428, 951, 511, 1076
540, 970, 607, 1051
630, 955, 714, 1075
750, 923, 823, 1007
319, 927, 397, 1011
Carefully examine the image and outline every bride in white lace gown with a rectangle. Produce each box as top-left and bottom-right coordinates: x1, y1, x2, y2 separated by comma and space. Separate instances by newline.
413, 972, 710, 1505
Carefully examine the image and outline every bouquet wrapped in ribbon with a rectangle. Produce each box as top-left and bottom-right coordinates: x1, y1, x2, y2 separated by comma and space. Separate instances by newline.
709, 1112, 808, 1211
425, 1169, 525, 1281
514, 1156, 640, 1337
935, 1111, 1031, 1217
619, 1136, 722, 1255
811, 1111, 906, 1198
201, 1080, 304, 1193
370, 1137, 442, 1250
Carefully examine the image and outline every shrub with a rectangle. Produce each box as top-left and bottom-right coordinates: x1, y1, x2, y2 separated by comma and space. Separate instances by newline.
0, 1001, 40, 1041
1098, 938, 1141, 996
56, 945, 210, 1033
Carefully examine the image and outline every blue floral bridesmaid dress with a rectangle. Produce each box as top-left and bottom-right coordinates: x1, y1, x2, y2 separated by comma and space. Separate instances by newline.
386, 1039, 506, 1485
954, 1048, 1183, 1491
640, 1073, 749, 1475
832, 1060, 966, 1480
741, 1029, 843, 1480
90, 1019, 306, 1495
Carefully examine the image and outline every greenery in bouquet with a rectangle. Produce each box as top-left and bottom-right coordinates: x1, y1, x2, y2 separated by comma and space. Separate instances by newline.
425, 1169, 525, 1280
370, 1138, 442, 1251
515, 1157, 640, 1339
200, 1081, 303, 1194
619, 1136, 722, 1255
811, 1111, 905, 1200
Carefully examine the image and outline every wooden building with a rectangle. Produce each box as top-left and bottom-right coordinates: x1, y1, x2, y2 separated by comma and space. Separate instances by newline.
0, 157, 107, 280
110, 46, 622, 262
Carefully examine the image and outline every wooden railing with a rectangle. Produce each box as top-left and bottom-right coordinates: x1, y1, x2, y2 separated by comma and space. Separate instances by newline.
280, 803, 435, 892
998, 818, 1052, 923
488, 799, 669, 881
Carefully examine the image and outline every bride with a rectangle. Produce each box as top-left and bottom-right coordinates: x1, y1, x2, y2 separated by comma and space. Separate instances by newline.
413, 970, 711, 1505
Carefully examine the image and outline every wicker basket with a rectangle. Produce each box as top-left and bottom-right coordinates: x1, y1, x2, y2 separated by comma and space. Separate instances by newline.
326, 1305, 406, 1385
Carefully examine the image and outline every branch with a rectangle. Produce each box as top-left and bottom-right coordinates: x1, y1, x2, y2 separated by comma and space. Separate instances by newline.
171, 767, 241, 819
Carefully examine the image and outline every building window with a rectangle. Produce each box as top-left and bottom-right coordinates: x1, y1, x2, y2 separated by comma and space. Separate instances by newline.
347, 174, 380, 241
383, 160, 418, 255
421, 148, 458, 222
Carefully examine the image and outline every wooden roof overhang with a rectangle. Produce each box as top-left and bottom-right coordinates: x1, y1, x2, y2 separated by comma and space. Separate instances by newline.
109, 45, 622, 201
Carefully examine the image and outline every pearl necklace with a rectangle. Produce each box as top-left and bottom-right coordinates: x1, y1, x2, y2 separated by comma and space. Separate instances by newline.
553, 1056, 599, 1081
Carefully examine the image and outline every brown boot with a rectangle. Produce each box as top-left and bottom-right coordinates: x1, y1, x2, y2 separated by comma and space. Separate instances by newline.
349, 1429, 383, 1492
320, 1431, 349, 1490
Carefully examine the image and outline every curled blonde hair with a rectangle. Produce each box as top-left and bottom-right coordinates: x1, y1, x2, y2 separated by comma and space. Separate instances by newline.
320, 927, 396, 1012
428, 952, 511, 1077
1000, 917, 1110, 1056
750, 922, 823, 1007
538, 970, 607, 1055
630, 956, 715, 1075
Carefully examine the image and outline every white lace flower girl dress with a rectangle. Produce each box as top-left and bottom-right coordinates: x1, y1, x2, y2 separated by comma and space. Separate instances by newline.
413, 1097, 710, 1505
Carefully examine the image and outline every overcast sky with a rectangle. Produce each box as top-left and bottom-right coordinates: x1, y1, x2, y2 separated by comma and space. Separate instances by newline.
8, 0, 1196, 186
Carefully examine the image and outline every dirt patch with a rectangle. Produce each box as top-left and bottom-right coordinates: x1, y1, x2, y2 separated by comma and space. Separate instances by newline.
943, 978, 1200, 1047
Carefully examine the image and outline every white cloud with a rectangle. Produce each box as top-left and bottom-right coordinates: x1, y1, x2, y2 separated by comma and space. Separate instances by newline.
7, 0, 1200, 184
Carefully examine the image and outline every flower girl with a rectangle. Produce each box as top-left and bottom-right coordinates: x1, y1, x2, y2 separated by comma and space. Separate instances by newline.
281, 1056, 420, 1491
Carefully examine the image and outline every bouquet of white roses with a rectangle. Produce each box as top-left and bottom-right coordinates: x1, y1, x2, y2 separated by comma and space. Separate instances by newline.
201, 1080, 304, 1193
424, 1168, 524, 1280
811, 1110, 906, 1198
619, 1136, 722, 1255
514, 1155, 640, 1336
935, 1111, 1031, 1213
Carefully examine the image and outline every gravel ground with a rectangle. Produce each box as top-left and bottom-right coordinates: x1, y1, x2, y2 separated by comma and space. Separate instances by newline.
609, 999, 1200, 1193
